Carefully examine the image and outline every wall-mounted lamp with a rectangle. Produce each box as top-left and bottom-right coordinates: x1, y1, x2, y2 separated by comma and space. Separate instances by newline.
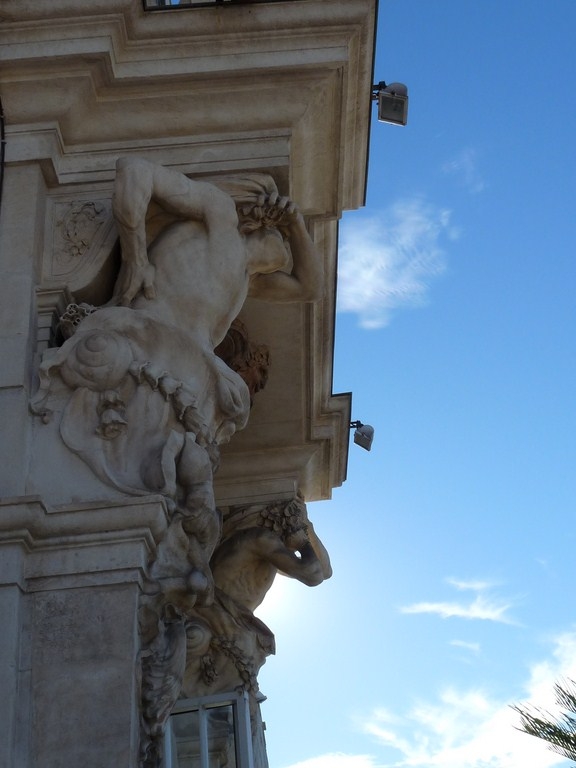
372, 81, 408, 126
350, 421, 374, 452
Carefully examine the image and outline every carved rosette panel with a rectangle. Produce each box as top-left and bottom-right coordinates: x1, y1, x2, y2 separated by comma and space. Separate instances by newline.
43, 198, 117, 296
55, 201, 108, 265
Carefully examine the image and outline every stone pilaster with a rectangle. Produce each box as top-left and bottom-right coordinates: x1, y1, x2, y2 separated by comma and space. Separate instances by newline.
0, 496, 168, 768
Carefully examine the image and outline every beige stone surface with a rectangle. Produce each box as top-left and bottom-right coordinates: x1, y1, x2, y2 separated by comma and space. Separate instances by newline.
1, 0, 374, 210
0, 2, 377, 765
0, 496, 169, 767
30, 585, 140, 767
1, 0, 377, 505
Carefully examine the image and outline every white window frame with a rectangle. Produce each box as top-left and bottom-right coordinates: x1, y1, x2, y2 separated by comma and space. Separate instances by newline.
164, 690, 254, 768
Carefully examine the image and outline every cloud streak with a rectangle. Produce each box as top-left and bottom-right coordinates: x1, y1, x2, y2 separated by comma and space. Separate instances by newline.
450, 639, 481, 653
401, 594, 514, 623
446, 577, 498, 592
281, 632, 576, 768
442, 148, 486, 194
400, 577, 515, 624
337, 199, 455, 329
358, 630, 576, 768
282, 755, 384, 768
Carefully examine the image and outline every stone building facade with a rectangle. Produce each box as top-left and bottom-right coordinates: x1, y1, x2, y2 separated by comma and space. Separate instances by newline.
0, 2, 377, 765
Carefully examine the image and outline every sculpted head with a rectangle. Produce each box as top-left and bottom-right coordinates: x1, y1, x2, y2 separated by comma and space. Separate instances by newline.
238, 203, 290, 274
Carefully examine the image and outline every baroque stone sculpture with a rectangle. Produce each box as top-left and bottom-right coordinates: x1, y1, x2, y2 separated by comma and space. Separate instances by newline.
184, 496, 332, 695
30, 158, 330, 766
139, 496, 332, 766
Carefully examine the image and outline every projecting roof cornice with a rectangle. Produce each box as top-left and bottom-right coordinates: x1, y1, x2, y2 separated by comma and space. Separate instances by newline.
1, 0, 376, 214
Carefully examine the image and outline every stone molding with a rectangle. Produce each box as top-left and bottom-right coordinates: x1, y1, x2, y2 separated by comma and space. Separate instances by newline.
0, 3, 376, 765
0, 495, 169, 591
1, 0, 375, 213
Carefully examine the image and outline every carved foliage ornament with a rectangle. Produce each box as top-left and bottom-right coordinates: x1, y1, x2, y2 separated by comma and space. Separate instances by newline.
55, 201, 108, 265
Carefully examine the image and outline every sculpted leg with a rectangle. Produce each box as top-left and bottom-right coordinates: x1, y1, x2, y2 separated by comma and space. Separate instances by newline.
177, 433, 222, 605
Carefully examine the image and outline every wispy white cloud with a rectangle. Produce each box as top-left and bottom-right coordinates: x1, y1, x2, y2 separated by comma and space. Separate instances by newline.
400, 595, 513, 623
400, 577, 516, 624
450, 639, 481, 654
524, 630, 576, 709
360, 629, 576, 768
446, 577, 498, 592
282, 754, 383, 768
442, 148, 486, 194
282, 633, 576, 768
337, 199, 456, 329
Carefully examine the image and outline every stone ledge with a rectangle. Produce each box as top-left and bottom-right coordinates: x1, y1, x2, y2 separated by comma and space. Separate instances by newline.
0, 495, 170, 590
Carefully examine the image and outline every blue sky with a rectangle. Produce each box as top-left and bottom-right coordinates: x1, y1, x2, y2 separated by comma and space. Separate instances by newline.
255, 2, 576, 767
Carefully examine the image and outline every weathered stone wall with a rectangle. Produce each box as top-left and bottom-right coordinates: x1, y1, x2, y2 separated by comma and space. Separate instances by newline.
0, 2, 376, 765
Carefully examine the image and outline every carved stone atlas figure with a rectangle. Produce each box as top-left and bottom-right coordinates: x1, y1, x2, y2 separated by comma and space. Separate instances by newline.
31, 158, 331, 768
32, 156, 324, 608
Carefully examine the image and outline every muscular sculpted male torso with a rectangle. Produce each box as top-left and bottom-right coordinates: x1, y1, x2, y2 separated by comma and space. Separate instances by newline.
112, 157, 323, 348
132, 218, 250, 348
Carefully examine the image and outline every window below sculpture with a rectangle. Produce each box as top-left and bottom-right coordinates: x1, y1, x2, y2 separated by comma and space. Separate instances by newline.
164, 692, 254, 768
143, 0, 294, 9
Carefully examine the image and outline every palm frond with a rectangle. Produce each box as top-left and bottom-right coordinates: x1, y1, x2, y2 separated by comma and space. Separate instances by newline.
513, 678, 576, 763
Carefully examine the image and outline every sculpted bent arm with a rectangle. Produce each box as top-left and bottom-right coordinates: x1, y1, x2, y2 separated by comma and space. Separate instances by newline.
111, 157, 237, 306
298, 520, 332, 581
247, 198, 324, 303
